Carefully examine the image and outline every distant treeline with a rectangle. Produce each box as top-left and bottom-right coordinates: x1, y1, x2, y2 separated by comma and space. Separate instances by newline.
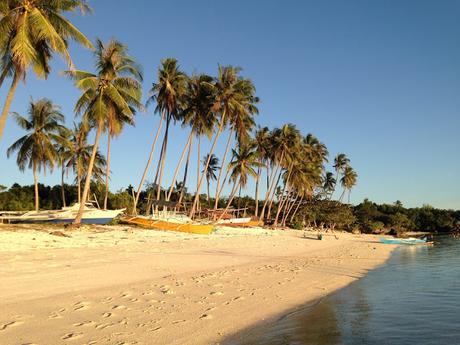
1, 183, 458, 234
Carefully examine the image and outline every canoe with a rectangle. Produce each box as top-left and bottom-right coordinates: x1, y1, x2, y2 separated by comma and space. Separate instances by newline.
122, 216, 214, 235
380, 237, 428, 245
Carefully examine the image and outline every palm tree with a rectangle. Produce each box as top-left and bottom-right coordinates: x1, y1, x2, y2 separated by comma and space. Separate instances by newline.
333, 153, 349, 198
202, 154, 219, 206
253, 126, 270, 217
6, 98, 66, 211
340, 166, 357, 203
55, 127, 72, 207
144, 58, 187, 207
190, 66, 258, 218
322, 171, 336, 199
65, 39, 143, 224
66, 122, 106, 203
217, 143, 262, 221
166, 74, 216, 203
94, 39, 143, 210
0, 0, 93, 139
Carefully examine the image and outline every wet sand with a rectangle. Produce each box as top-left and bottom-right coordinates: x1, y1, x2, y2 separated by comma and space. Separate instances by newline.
0, 225, 395, 344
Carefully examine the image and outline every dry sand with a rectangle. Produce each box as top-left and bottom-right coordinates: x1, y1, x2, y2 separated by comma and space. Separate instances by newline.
0, 224, 395, 345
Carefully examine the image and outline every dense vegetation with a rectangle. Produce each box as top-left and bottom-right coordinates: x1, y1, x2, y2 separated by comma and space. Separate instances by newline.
1, 184, 458, 234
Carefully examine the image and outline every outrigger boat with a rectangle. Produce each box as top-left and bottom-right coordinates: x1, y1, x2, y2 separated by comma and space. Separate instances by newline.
122, 214, 214, 235
0, 203, 125, 225
379, 237, 431, 245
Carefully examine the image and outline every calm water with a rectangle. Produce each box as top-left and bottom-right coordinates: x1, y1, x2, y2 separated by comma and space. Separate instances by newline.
247, 236, 460, 345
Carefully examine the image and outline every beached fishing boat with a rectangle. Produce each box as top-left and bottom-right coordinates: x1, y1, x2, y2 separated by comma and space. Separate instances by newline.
0, 203, 125, 224
122, 216, 214, 235
380, 237, 429, 245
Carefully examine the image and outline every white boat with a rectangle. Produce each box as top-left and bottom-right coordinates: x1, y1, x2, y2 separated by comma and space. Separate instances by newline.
1, 203, 125, 225
216, 217, 252, 225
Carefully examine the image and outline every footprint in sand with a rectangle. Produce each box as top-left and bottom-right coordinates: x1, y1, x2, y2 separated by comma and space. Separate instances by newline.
0, 321, 24, 331
61, 332, 83, 341
210, 291, 224, 296
73, 302, 90, 311
73, 321, 94, 327
112, 305, 127, 310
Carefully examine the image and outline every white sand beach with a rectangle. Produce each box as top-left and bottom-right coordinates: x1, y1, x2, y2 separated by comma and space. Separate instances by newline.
0, 225, 395, 345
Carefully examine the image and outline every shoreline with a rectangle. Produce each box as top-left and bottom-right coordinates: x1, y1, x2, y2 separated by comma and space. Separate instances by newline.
0, 226, 396, 344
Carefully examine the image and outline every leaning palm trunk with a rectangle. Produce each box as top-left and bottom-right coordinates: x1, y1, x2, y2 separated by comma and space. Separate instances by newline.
267, 170, 283, 220
166, 131, 192, 201
190, 113, 226, 218
103, 132, 112, 210
178, 136, 193, 205
254, 167, 261, 217
339, 188, 346, 202
77, 170, 82, 204
133, 110, 165, 213
274, 162, 294, 225
0, 72, 21, 140
216, 178, 240, 222
61, 162, 66, 207
33, 162, 39, 212
290, 194, 304, 224
259, 162, 280, 220
155, 117, 171, 203
282, 192, 298, 226
213, 127, 233, 210
74, 124, 103, 224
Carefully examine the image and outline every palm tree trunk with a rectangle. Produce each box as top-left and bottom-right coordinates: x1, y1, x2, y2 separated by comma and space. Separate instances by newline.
190, 113, 226, 218
33, 162, 39, 212
339, 188, 346, 202
274, 162, 294, 225
206, 178, 210, 206
216, 178, 240, 222
133, 110, 165, 213
0, 72, 20, 140
282, 192, 298, 226
213, 127, 233, 210
214, 162, 231, 211
196, 135, 201, 213
61, 162, 66, 208
155, 117, 171, 202
178, 136, 193, 205
167, 131, 192, 201
254, 167, 261, 217
77, 170, 82, 204
103, 132, 112, 210
348, 189, 351, 204
259, 163, 280, 220
290, 194, 304, 224
74, 124, 103, 224
267, 170, 282, 220
237, 184, 242, 217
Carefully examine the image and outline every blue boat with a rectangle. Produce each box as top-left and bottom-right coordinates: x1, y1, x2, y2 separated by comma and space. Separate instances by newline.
380, 237, 428, 245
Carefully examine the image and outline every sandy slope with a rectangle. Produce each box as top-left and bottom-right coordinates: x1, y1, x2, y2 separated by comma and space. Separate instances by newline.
0, 225, 395, 345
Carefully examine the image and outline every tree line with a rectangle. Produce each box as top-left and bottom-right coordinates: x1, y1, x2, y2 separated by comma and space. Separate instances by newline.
1, 1, 361, 225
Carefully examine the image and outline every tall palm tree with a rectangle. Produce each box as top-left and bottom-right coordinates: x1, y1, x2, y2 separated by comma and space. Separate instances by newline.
66, 122, 106, 203
6, 98, 66, 211
190, 66, 258, 218
333, 153, 349, 198
144, 58, 187, 206
166, 74, 216, 203
55, 126, 72, 207
217, 143, 262, 221
93, 39, 143, 210
202, 154, 219, 206
340, 165, 357, 203
65, 39, 143, 224
253, 126, 270, 217
322, 171, 336, 199
0, 0, 93, 139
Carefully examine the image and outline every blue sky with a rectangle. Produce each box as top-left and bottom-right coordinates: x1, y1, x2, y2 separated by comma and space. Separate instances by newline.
1, 0, 459, 209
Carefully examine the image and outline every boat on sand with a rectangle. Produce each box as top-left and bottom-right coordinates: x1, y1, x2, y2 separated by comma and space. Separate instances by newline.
380, 237, 431, 245
122, 215, 214, 235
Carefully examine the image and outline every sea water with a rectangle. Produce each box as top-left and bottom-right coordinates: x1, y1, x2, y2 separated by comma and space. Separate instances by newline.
245, 235, 460, 345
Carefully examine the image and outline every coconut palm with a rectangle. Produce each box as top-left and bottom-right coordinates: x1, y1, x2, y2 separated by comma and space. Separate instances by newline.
66, 122, 106, 203
143, 58, 187, 207
65, 39, 143, 224
322, 171, 336, 199
253, 126, 270, 217
93, 39, 143, 210
202, 154, 219, 206
340, 166, 357, 203
55, 127, 72, 207
0, 0, 93, 139
216, 143, 262, 221
6, 98, 66, 211
189, 66, 258, 218
166, 74, 216, 203
333, 153, 349, 196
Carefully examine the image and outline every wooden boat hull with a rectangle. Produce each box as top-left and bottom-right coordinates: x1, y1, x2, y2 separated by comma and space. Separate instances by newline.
380, 237, 428, 245
122, 217, 214, 235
